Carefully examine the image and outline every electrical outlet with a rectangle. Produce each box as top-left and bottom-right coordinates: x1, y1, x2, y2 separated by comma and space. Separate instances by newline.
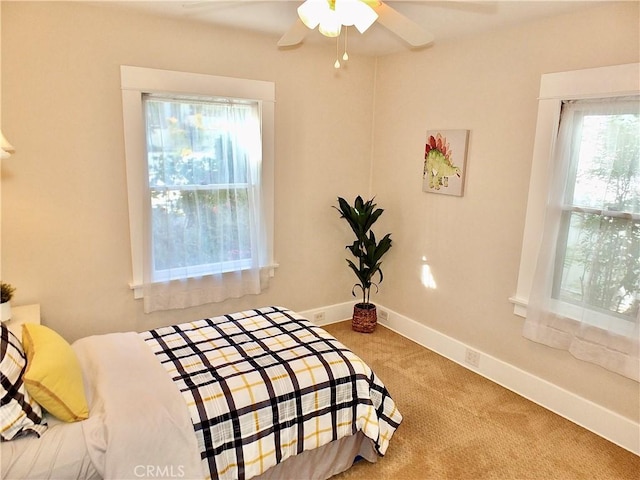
313, 311, 325, 324
464, 348, 481, 368
378, 309, 389, 321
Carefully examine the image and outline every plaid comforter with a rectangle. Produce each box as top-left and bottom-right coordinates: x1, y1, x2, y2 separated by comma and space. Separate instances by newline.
140, 306, 402, 480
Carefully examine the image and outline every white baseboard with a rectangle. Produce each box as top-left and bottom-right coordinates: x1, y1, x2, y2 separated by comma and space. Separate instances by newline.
301, 301, 640, 456
300, 301, 356, 327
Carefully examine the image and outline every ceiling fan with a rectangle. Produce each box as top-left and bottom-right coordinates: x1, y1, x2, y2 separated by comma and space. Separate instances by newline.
277, 0, 435, 49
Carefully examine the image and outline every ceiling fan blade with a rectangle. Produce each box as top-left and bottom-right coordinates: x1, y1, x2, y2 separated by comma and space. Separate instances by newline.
372, 1, 435, 47
277, 18, 308, 47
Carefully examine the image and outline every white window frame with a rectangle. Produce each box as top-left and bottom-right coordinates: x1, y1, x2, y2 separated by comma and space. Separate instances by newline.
121, 66, 275, 299
511, 63, 640, 318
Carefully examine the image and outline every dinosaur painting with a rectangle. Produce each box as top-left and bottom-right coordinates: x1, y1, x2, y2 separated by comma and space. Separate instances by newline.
422, 130, 469, 196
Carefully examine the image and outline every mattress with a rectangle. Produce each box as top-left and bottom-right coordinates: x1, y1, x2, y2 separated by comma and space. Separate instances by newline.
1, 423, 373, 480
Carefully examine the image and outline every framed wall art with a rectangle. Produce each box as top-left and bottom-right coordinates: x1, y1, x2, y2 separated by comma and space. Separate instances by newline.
422, 129, 469, 196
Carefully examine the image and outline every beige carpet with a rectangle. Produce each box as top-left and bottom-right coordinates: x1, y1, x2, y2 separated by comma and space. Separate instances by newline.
323, 321, 640, 480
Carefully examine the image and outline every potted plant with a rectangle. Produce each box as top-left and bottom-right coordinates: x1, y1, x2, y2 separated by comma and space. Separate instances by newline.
335, 196, 392, 333
1, 281, 16, 323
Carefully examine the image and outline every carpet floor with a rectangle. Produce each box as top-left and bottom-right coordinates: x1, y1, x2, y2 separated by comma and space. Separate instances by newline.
323, 321, 640, 480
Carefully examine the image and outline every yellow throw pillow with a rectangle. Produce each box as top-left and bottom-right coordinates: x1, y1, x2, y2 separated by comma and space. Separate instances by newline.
22, 324, 89, 422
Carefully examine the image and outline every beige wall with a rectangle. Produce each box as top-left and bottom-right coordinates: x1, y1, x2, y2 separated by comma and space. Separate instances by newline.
1, 2, 374, 340
2, 1, 639, 422
371, 2, 639, 420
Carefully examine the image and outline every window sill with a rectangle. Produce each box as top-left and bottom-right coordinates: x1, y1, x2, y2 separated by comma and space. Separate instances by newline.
129, 263, 279, 300
509, 296, 528, 318
509, 295, 635, 339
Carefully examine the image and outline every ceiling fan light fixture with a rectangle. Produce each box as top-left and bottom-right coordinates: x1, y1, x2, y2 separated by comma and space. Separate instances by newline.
298, 0, 342, 37
298, 0, 376, 38
297, 0, 324, 30
318, 14, 342, 37
335, 0, 378, 34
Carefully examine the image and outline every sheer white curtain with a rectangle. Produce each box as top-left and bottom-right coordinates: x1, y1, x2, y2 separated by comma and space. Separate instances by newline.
523, 96, 639, 381
141, 96, 270, 313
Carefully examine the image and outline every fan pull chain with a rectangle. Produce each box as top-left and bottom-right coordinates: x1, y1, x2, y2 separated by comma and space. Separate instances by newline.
343, 26, 349, 61
334, 27, 349, 69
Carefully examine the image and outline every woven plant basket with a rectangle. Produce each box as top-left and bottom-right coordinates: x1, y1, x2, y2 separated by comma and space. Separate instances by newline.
352, 303, 377, 333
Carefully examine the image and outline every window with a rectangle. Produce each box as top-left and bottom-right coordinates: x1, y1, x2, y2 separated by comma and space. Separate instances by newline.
121, 67, 275, 312
513, 63, 639, 380
144, 95, 259, 281
512, 63, 640, 316
553, 99, 639, 324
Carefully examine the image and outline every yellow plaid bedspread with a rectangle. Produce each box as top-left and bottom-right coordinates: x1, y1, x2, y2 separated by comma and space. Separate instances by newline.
140, 306, 402, 480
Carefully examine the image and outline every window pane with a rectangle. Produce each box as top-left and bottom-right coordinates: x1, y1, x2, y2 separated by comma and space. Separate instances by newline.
151, 188, 251, 271
145, 98, 253, 187
570, 113, 639, 213
558, 211, 639, 318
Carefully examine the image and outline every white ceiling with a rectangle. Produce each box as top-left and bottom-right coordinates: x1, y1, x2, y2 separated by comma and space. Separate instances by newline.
96, 0, 605, 56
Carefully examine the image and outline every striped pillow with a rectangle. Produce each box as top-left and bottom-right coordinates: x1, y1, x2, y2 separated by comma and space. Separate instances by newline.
0, 324, 47, 441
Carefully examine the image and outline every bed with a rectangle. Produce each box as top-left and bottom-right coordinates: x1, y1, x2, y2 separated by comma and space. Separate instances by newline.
1, 306, 402, 480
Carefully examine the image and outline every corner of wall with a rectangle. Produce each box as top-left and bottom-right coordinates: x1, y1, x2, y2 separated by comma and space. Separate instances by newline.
367, 56, 379, 198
